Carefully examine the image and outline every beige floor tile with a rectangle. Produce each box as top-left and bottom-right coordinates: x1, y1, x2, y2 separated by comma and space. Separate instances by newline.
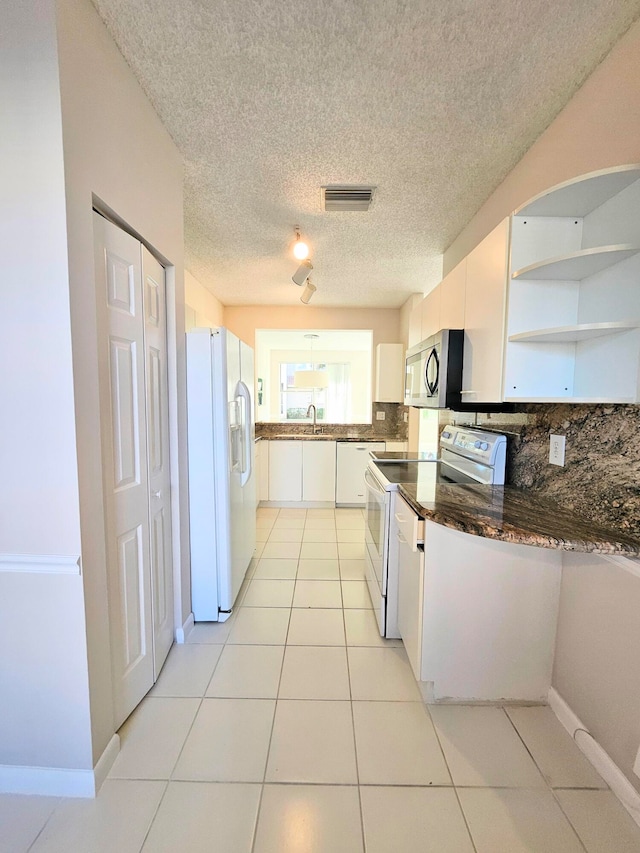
506, 706, 607, 788
173, 698, 275, 782
186, 619, 234, 644
297, 558, 340, 579
257, 507, 279, 519
255, 528, 270, 542
253, 542, 265, 559
344, 608, 402, 647
361, 787, 474, 853
29, 780, 165, 853
206, 645, 285, 698
302, 528, 338, 543
287, 609, 346, 645
353, 701, 451, 785
253, 559, 298, 580
149, 643, 222, 697
254, 784, 363, 853
335, 516, 365, 529
273, 516, 305, 529
266, 527, 304, 543
429, 706, 545, 788
300, 542, 339, 560
555, 789, 640, 853
458, 788, 585, 853
304, 518, 337, 529
256, 517, 276, 530
340, 559, 366, 580
341, 581, 372, 608
261, 541, 302, 560
309, 508, 336, 518
279, 646, 350, 699
338, 542, 365, 559
266, 700, 357, 783
278, 508, 307, 517
348, 647, 421, 701
0, 794, 58, 853
242, 579, 295, 607
109, 698, 199, 779
141, 782, 260, 853
227, 607, 290, 645
336, 528, 366, 543
293, 580, 343, 608
335, 508, 364, 517
235, 574, 251, 605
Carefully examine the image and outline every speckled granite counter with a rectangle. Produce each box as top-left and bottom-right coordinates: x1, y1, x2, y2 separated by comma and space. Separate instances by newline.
398, 482, 640, 557
261, 434, 405, 442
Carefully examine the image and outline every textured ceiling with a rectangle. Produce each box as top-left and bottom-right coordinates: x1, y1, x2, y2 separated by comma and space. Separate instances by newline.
90, 0, 640, 307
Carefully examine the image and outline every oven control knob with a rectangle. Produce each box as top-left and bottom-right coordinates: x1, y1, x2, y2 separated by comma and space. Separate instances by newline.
480, 442, 489, 451
474, 440, 482, 448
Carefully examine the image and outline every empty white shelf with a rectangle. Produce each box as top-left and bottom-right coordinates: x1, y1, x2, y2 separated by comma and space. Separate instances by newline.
514, 166, 640, 217
509, 321, 640, 344
513, 245, 640, 281
504, 396, 637, 404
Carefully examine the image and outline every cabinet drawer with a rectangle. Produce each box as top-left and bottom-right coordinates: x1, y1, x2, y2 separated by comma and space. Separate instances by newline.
394, 494, 424, 551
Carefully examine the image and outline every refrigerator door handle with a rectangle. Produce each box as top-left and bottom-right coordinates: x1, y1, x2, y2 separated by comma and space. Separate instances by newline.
236, 380, 253, 487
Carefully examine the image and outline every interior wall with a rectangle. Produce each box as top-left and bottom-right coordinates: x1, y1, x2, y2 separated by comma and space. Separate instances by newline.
185, 270, 225, 329
56, 0, 186, 765
400, 295, 422, 451
0, 0, 93, 776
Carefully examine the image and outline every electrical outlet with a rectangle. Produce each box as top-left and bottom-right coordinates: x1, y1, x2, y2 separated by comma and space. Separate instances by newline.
376, 411, 385, 421
549, 434, 566, 466
403, 411, 408, 422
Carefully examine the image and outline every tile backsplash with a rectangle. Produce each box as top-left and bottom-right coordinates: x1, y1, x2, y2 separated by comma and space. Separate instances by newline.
447, 404, 640, 534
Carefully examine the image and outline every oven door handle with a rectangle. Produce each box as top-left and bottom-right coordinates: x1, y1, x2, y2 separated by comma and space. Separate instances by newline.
364, 469, 385, 495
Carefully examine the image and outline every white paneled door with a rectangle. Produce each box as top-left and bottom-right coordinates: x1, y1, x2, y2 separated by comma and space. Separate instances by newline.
94, 213, 173, 728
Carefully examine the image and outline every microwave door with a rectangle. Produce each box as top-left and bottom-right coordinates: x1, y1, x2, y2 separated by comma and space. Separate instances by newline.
406, 351, 425, 404
424, 347, 439, 397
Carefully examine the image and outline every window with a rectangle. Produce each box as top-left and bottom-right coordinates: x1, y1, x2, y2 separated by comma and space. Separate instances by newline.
279, 362, 350, 421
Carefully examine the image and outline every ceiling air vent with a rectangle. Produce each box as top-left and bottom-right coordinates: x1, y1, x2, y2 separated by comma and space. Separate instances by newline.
322, 185, 375, 212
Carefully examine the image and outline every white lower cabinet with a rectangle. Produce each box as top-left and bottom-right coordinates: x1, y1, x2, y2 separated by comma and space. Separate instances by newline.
256, 439, 269, 502
394, 492, 563, 702
302, 441, 336, 502
336, 441, 385, 504
268, 440, 302, 501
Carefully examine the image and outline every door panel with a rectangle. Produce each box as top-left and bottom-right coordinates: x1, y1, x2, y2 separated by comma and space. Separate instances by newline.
142, 247, 174, 674
94, 212, 154, 728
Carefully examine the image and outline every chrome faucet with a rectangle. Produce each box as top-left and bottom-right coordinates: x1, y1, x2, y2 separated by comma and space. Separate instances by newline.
306, 403, 321, 434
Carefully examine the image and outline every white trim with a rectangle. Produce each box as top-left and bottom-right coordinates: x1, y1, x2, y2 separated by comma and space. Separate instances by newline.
601, 553, 640, 581
175, 611, 194, 644
93, 734, 120, 794
548, 688, 640, 828
0, 554, 81, 575
0, 735, 119, 798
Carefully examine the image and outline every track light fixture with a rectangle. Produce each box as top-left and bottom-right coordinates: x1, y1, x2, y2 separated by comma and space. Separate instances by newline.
292, 259, 313, 286
292, 226, 309, 260
300, 278, 316, 304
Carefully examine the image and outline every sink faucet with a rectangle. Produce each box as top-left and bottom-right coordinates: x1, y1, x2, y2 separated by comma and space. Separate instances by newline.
306, 403, 321, 434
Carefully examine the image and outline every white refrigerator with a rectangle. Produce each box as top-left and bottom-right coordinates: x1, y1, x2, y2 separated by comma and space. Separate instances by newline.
186, 327, 257, 620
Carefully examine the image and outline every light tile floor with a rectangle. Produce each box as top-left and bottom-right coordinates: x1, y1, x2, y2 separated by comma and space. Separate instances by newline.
5, 507, 640, 852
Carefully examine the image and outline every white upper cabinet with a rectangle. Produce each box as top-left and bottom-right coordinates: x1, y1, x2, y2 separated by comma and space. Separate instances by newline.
440, 258, 466, 329
374, 343, 405, 402
420, 286, 441, 341
504, 165, 640, 403
461, 217, 510, 404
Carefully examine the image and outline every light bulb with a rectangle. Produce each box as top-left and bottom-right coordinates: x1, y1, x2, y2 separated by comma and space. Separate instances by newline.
293, 240, 309, 260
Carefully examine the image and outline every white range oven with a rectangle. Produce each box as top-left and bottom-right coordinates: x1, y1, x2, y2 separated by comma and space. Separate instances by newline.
364, 426, 507, 637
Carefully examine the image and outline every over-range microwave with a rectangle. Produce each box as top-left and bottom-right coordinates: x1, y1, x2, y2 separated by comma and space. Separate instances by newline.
404, 329, 464, 408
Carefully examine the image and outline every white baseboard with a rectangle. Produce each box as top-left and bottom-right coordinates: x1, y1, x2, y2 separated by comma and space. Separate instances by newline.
548, 687, 640, 828
175, 612, 194, 644
0, 734, 120, 798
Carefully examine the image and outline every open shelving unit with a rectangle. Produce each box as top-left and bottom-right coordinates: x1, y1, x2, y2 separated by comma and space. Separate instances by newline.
503, 165, 640, 403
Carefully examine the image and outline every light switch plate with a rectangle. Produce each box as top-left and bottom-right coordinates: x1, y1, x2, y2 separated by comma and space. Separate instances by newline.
403, 412, 408, 422
549, 434, 566, 466
376, 411, 385, 420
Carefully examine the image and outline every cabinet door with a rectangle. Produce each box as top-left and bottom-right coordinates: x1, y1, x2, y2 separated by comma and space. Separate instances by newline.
384, 441, 407, 451
336, 442, 385, 504
408, 295, 424, 347
440, 258, 466, 329
302, 441, 336, 502
462, 218, 509, 403
268, 441, 302, 501
374, 343, 404, 402
257, 440, 269, 502
420, 286, 442, 340
394, 495, 424, 681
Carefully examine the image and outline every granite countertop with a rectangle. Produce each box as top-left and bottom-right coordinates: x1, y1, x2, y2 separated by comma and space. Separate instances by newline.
258, 433, 404, 442
398, 482, 640, 557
